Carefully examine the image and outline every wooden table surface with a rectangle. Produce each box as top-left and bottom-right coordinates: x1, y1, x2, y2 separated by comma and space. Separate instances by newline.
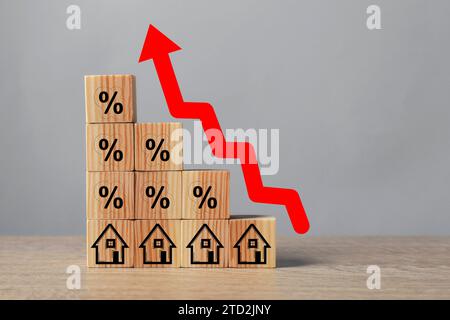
0, 236, 449, 299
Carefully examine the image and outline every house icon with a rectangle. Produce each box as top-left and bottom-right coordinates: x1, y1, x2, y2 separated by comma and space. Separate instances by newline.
91, 224, 128, 264
233, 224, 271, 264
187, 224, 224, 264
139, 224, 176, 264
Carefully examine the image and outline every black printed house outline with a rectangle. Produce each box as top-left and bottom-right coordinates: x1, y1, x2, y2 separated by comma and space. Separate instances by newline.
187, 224, 224, 264
233, 224, 271, 264
139, 224, 176, 264
91, 224, 128, 264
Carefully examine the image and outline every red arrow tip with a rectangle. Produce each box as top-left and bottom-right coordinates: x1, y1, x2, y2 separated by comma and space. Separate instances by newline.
139, 25, 181, 63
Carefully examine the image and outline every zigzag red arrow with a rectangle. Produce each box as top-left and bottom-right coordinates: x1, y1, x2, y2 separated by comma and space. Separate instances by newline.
139, 25, 310, 234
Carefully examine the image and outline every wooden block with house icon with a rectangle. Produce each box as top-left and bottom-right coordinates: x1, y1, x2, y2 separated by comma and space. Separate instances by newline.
182, 170, 230, 220
134, 122, 183, 171
229, 215, 276, 268
135, 171, 182, 219
86, 172, 134, 219
181, 220, 229, 268
85, 75, 136, 123
87, 219, 135, 267
134, 220, 181, 268
86, 123, 134, 171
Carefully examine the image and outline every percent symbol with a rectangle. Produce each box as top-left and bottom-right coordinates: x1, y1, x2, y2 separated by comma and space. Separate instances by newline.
99, 138, 123, 162
146, 138, 170, 161
193, 186, 217, 209
99, 186, 123, 209
99, 91, 123, 114
146, 186, 170, 209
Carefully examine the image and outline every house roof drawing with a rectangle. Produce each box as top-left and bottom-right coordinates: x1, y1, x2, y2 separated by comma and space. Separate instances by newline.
187, 224, 224, 248
233, 224, 271, 248
91, 223, 129, 248
139, 224, 176, 248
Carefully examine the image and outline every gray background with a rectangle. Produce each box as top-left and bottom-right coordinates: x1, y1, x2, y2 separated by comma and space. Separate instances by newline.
1, 0, 449, 236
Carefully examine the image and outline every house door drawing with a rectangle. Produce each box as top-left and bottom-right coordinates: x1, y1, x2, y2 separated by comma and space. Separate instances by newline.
208, 251, 214, 263
113, 251, 120, 263
254, 251, 262, 263
160, 251, 167, 263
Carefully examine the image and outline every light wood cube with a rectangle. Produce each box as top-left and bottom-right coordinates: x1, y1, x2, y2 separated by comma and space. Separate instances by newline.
182, 170, 230, 220
87, 219, 134, 267
229, 215, 276, 268
86, 172, 134, 219
135, 171, 181, 219
85, 75, 136, 123
181, 220, 229, 268
134, 220, 181, 268
86, 123, 134, 171
134, 123, 183, 171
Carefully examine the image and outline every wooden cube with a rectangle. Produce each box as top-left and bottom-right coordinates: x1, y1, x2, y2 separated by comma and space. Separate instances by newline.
135, 171, 181, 219
87, 219, 134, 267
229, 215, 276, 268
85, 75, 136, 123
134, 220, 181, 268
134, 123, 183, 171
181, 220, 229, 268
182, 170, 230, 220
86, 123, 134, 171
86, 172, 134, 219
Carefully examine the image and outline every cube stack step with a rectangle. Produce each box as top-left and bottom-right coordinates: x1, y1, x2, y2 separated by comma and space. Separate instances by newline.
85, 74, 276, 268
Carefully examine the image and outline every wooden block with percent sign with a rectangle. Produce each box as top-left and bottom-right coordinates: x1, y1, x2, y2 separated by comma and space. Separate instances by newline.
182, 170, 230, 220
229, 215, 276, 268
87, 219, 135, 267
86, 123, 134, 171
134, 123, 183, 171
85, 75, 136, 123
86, 172, 134, 219
135, 171, 181, 219
134, 220, 181, 268
181, 220, 229, 268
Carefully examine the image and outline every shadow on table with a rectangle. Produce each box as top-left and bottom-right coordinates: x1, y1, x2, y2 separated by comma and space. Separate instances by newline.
277, 254, 322, 268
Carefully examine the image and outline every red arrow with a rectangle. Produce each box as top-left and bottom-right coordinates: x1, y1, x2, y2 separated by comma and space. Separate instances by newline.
139, 25, 310, 234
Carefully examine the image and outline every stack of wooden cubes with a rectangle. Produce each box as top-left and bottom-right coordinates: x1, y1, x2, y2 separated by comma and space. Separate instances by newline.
85, 74, 276, 268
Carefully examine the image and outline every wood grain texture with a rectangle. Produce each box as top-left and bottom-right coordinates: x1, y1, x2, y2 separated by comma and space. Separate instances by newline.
86, 123, 134, 171
229, 215, 276, 268
1, 237, 450, 299
134, 220, 181, 268
135, 171, 182, 219
85, 75, 136, 123
86, 220, 134, 268
134, 123, 183, 171
86, 172, 134, 219
181, 220, 229, 268
182, 170, 230, 220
